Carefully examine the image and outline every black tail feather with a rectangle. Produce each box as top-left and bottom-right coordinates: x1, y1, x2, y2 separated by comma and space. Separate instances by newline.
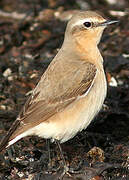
0, 119, 20, 152
0, 134, 10, 152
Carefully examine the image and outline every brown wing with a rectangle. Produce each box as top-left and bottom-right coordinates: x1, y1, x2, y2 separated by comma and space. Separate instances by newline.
0, 59, 96, 151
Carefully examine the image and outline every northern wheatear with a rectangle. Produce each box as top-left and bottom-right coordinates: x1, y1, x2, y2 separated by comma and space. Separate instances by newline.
0, 10, 118, 172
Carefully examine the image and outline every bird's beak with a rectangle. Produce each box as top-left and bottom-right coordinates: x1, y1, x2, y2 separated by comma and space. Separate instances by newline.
100, 20, 119, 26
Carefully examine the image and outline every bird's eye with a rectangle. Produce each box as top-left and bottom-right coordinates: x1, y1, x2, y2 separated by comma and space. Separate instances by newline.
83, 22, 92, 28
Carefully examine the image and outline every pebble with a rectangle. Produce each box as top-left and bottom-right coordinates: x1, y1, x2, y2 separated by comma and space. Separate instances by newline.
3, 68, 12, 77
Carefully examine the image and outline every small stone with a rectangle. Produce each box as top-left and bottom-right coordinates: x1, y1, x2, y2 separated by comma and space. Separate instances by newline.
3, 68, 12, 77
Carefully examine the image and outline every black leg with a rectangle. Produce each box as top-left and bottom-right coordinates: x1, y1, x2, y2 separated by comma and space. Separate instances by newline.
46, 139, 51, 168
55, 139, 69, 173
54, 140, 83, 179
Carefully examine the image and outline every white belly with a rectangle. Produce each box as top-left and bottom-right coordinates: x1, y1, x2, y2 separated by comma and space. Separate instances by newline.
56, 69, 107, 143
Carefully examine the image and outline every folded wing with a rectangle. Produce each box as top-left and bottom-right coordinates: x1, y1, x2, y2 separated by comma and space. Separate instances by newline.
0, 59, 96, 151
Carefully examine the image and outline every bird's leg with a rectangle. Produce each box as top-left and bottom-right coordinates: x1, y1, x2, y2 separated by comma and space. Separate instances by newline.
46, 139, 52, 169
46, 139, 59, 173
55, 140, 85, 177
55, 139, 68, 171
55, 139, 71, 179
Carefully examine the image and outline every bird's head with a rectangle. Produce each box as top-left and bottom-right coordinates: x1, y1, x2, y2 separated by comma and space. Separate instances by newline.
64, 11, 118, 47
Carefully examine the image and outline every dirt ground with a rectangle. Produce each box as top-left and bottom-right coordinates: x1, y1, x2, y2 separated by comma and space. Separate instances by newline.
0, 0, 129, 179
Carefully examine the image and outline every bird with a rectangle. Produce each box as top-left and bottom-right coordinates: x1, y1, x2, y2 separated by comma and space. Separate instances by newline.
0, 10, 118, 175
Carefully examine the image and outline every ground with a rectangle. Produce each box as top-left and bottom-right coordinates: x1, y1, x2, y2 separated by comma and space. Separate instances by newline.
0, 0, 129, 179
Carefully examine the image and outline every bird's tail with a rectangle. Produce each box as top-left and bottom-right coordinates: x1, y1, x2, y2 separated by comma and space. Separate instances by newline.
0, 120, 20, 152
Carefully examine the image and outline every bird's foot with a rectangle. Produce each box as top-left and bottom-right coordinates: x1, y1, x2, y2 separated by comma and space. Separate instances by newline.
45, 165, 83, 179
59, 165, 72, 180
59, 166, 84, 179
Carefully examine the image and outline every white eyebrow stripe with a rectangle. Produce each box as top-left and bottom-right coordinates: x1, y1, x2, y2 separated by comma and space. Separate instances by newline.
72, 18, 92, 27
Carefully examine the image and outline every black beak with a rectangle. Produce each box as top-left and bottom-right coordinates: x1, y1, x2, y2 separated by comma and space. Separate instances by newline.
100, 20, 119, 26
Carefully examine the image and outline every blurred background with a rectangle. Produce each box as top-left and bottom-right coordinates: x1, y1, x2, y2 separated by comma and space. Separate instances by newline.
0, 0, 129, 179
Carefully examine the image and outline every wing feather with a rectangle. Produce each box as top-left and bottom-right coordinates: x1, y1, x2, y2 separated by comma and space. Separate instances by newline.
0, 60, 96, 151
